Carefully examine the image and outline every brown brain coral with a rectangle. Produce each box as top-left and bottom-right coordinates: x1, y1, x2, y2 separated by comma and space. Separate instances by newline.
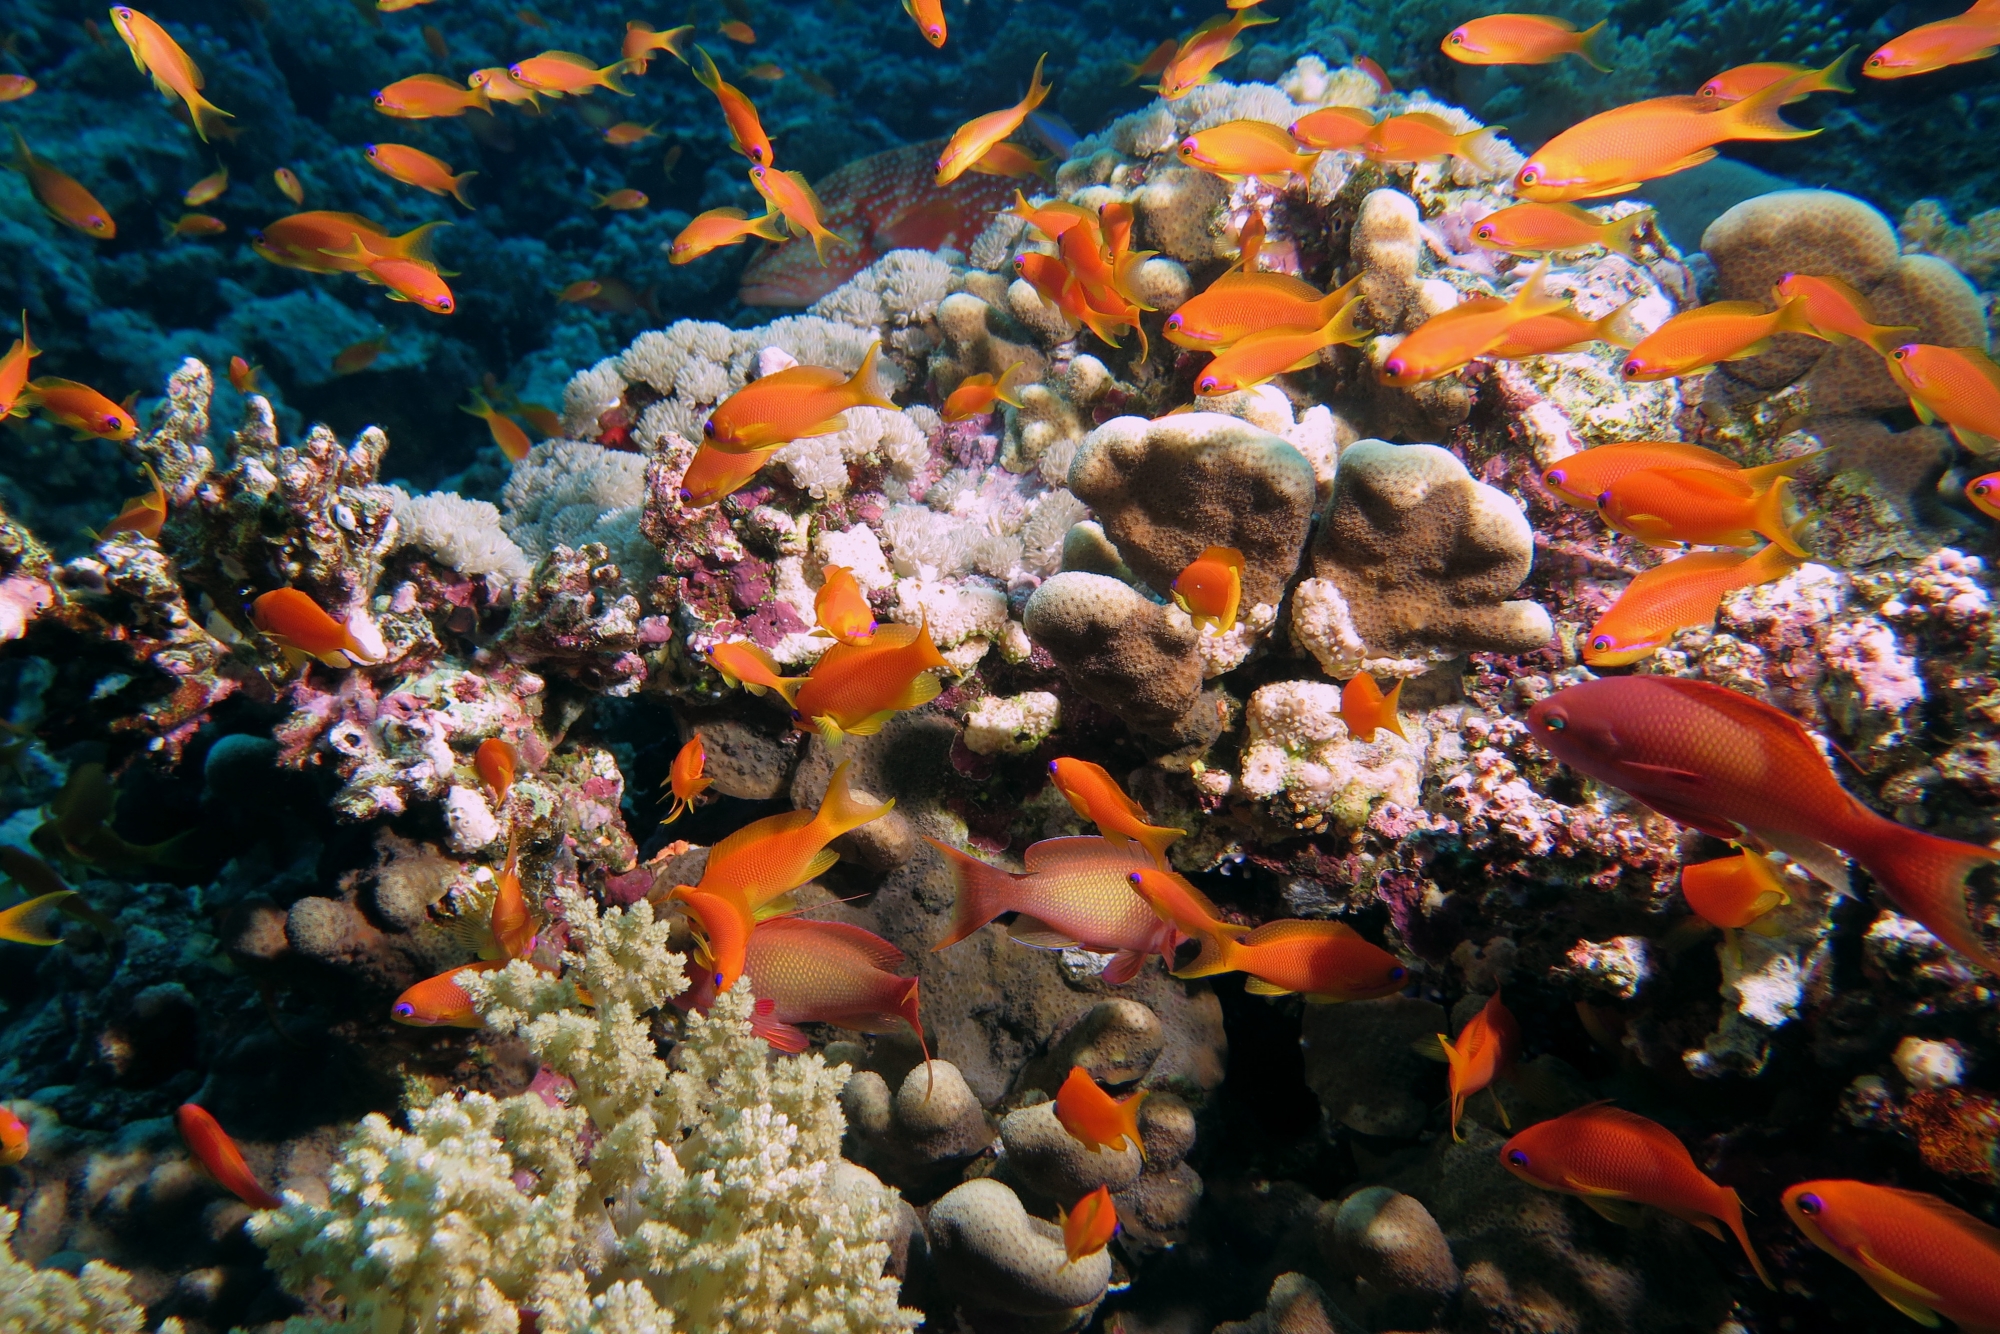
1022, 571, 1210, 742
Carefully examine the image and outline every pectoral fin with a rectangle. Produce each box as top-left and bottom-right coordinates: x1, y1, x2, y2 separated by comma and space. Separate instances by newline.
1578, 1196, 1647, 1227
1854, 1246, 1946, 1306
1243, 977, 1294, 997
1615, 761, 1704, 782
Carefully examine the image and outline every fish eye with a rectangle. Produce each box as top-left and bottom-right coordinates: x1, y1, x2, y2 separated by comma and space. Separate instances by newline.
1591, 635, 1613, 651
703, 419, 717, 435
1166, 314, 1182, 330
1389, 966, 1407, 980
1977, 481, 1995, 497
1476, 224, 1494, 238
1519, 169, 1538, 184
1866, 55, 1883, 67
1543, 711, 1567, 732
1129, 871, 1143, 885
1384, 358, 1405, 377
1622, 359, 1643, 377
1546, 468, 1566, 485
1506, 1149, 1529, 1167
1797, 1192, 1823, 1215
1198, 376, 1220, 393
1892, 346, 1910, 360
1448, 33, 1462, 43
677, 488, 694, 502
1596, 490, 1613, 508
393, 1002, 415, 1018
714, 972, 725, 987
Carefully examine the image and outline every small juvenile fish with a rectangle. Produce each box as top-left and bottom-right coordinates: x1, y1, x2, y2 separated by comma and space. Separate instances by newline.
677, 886, 752, 990
1541, 440, 1811, 511
1124, 37, 1178, 84
488, 840, 535, 961
175, 1104, 281, 1209
510, 51, 631, 97
365, 142, 477, 207
22, 378, 136, 440
691, 45, 772, 165
1157, 6, 1276, 99
1177, 119, 1320, 186
376, 0, 436, 10
0, 891, 77, 945
391, 960, 505, 1026
661, 145, 683, 179
678, 443, 780, 506
942, 362, 1030, 421
0, 1106, 26, 1166
1968, 471, 2000, 520
1228, 210, 1267, 272
467, 66, 543, 108
1583, 543, 1804, 666
1681, 848, 1791, 933
1355, 54, 1392, 92
623, 20, 693, 74
1171, 545, 1244, 633
1340, 674, 1406, 742
1360, 112, 1502, 166
274, 167, 305, 204
332, 336, 388, 375
1195, 300, 1370, 395
903, 0, 947, 47
375, 72, 491, 117
1443, 14, 1610, 69
0, 76, 35, 102
475, 737, 516, 801
965, 142, 1051, 179
249, 587, 378, 667
1864, 8, 2000, 78
517, 401, 561, 437
786, 622, 949, 744
706, 341, 894, 451
694, 762, 891, 910
1054, 1065, 1146, 1155
669, 206, 788, 263
1772, 273, 1916, 354
100, 464, 168, 540
422, 23, 447, 57
227, 355, 259, 393
742, 917, 927, 1059
462, 391, 531, 461
1381, 266, 1568, 385
0, 313, 33, 419
1052, 762, 1183, 869
169, 212, 226, 238
744, 61, 783, 80
1437, 992, 1519, 1140
1697, 47, 1855, 103
1287, 104, 1376, 151
1886, 342, 2000, 450
1621, 296, 1822, 381
1062, 1185, 1118, 1261
1501, 1104, 1773, 1288
937, 54, 1051, 184
515, 6, 547, 27
814, 565, 877, 645
184, 166, 228, 205
110, 7, 234, 141
1782, 1180, 2000, 1328
593, 188, 649, 210
748, 165, 844, 261
663, 735, 712, 823
6, 128, 115, 238
603, 120, 660, 145
1472, 201, 1651, 256
720, 19, 756, 42
1597, 467, 1806, 553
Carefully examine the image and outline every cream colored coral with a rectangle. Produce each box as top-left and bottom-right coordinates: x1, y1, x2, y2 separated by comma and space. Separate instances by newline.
1239, 680, 1423, 833
891, 576, 1007, 670
773, 407, 930, 500
963, 691, 1061, 755
561, 357, 629, 439
0, 1209, 181, 1334
810, 249, 960, 330
394, 489, 533, 582
501, 440, 656, 583
815, 524, 896, 591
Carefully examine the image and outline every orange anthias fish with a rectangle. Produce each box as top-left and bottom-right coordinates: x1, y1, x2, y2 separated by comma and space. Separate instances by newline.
1048, 758, 1186, 866
1360, 112, 1503, 166
1527, 676, 2000, 975
1171, 545, 1244, 632
375, 72, 491, 117
332, 336, 388, 376
964, 141, 1050, 179
475, 737, 516, 801
323, 235, 456, 314
1062, 1184, 1119, 1261
623, 20, 693, 74
1438, 992, 1520, 1140
227, 356, 260, 394
1489, 300, 1639, 359
0, 313, 34, 418
603, 120, 660, 145
942, 362, 1030, 421
170, 212, 226, 238
1504, 1107, 1772, 1286
720, 19, 756, 42
1514, 78, 1817, 202
936, 54, 1051, 184
463, 391, 530, 461
0, 76, 36, 103
1582, 543, 1804, 667
274, 167, 305, 204
748, 165, 845, 262
678, 886, 753, 991
249, 588, 378, 667
691, 45, 772, 165
1697, 48, 1855, 103
488, 840, 535, 961
1340, 674, 1406, 742
1380, 266, 1568, 386
1055, 1064, 1146, 1155
175, 1104, 281, 1209
593, 188, 649, 210
1137, 884, 1409, 1000
1783, 1180, 2000, 1329
904, 0, 947, 47
110, 7, 234, 141
669, 206, 788, 263
706, 341, 894, 451
366, 143, 477, 207
1195, 301, 1370, 395
423, 24, 449, 57
1887, 343, 2000, 450
1472, 201, 1651, 257
0, 891, 78, 945
783, 622, 948, 743
1288, 105, 1377, 151
1125, 37, 1178, 83
510, 51, 631, 97
1621, 297, 1822, 381
184, 166, 228, 205
694, 761, 891, 910
100, 464, 168, 540
22, 379, 136, 440
1442, 14, 1611, 69
251, 212, 445, 275
1864, 8, 2000, 78
930, 836, 1187, 983
1177, 120, 1319, 186
1681, 847, 1791, 935
679, 443, 780, 506
557, 280, 603, 303
1772, 273, 1916, 354
1596, 468, 1806, 553
742, 917, 928, 1060
1969, 471, 2000, 520
663, 736, 712, 823
1156, 6, 1277, 99
1540, 440, 1813, 511
467, 66, 544, 108
0, 1106, 26, 1167
814, 565, 877, 645
391, 959, 505, 1026
7, 129, 115, 238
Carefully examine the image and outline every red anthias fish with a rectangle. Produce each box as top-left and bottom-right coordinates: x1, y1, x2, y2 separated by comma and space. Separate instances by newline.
1783, 1179, 2000, 1330
738, 141, 1018, 306
1527, 677, 2000, 975
1438, 991, 1520, 1141
742, 917, 927, 1062
176, 1103, 281, 1209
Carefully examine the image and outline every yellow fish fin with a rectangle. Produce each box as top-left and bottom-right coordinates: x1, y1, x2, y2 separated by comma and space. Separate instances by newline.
1578, 1196, 1647, 1227
799, 848, 840, 883
1854, 1245, 1947, 1306
1411, 1033, 1451, 1062
1243, 976, 1293, 996
896, 671, 946, 711
813, 714, 846, 747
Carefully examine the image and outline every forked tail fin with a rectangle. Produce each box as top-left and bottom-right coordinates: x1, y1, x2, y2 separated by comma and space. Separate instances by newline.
924, 836, 1026, 949
1846, 815, 2000, 978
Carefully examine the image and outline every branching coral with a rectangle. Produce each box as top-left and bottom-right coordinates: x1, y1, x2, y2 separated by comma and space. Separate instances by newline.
0, 1208, 181, 1334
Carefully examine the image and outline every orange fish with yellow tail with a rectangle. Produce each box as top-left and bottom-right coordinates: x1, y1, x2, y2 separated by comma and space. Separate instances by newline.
1380, 264, 1570, 386
1489, 300, 1640, 359
670, 206, 789, 263
1048, 758, 1186, 867
623, 20, 692, 73
99, 464, 168, 541
509, 51, 631, 96
1167, 272, 1360, 350
931, 837, 1189, 983
936, 53, 1051, 184
0, 1106, 27, 1167
1171, 546, 1244, 633
252, 212, 446, 276
1195, 301, 1369, 395
691, 45, 772, 165
1062, 1185, 1119, 1261
0, 76, 36, 103
110, 7, 234, 141
1436, 992, 1519, 1140
1288, 104, 1376, 151
321, 235, 456, 314
487, 837, 535, 961
785, 621, 947, 744
1130, 872, 1409, 1000
748, 164, 846, 263
1360, 112, 1504, 166
1443, 14, 1611, 68
1583, 543, 1803, 667
1887, 342, 2000, 451
1, 312, 38, 418
1527, 676, 2000, 976
1472, 201, 1650, 257
1783, 1180, 2000, 1329
708, 639, 798, 696
374, 72, 492, 117
704, 342, 895, 452
249, 588, 379, 667
1502, 1104, 1774, 1288
813, 566, 877, 645
1620, 297, 1822, 381
1514, 77, 1817, 202
467, 66, 544, 108
23, 378, 136, 441
1698, 48, 1856, 103
1864, 7, 2000, 78
741, 917, 927, 1064
475, 737, 516, 802
184, 167, 227, 206
1773, 273, 1916, 354
663, 736, 711, 823
391, 960, 505, 1027
1176, 120, 1319, 186
676, 885, 754, 991
463, 391, 530, 460
694, 761, 891, 911
1338, 675, 1406, 742
7, 129, 115, 238
366, 143, 477, 208
1540, 440, 1813, 511
942, 363, 1030, 421
678, 441, 780, 506
176, 1104, 280, 1209
1156, 6, 1276, 99
1681, 849, 1792, 969
1055, 1065, 1146, 1156
1595, 468, 1807, 554
0, 891, 79, 946
965, 142, 1051, 180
